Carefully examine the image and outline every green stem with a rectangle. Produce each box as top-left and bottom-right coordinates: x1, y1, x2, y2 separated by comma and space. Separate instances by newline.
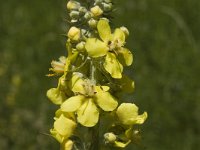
88, 59, 99, 150
90, 60, 96, 84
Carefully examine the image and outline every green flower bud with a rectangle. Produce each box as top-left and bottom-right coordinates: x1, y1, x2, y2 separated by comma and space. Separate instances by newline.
81, 29, 91, 39
84, 11, 92, 20
104, 132, 117, 143
120, 26, 129, 37
68, 26, 81, 41
95, 0, 103, 5
76, 42, 86, 52
102, 2, 112, 11
79, 7, 87, 14
66, 0, 80, 10
69, 10, 80, 20
88, 18, 97, 28
90, 6, 103, 17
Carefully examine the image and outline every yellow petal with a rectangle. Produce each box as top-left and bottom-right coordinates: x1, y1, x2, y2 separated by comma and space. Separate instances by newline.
97, 19, 112, 42
77, 98, 99, 127
46, 88, 66, 105
85, 38, 108, 57
135, 112, 148, 124
54, 114, 76, 137
70, 73, 85, 94
55, 109, 75, 121
95, 91, 118, 111
112, 28, 125, 43
114, 140, 131, 148
117, 48, 133, 66
50, 128, 64, 143
61, 95, 84, 112
116, 103, 147, 125
95, 86, 110, 92
103, 52, 123, 79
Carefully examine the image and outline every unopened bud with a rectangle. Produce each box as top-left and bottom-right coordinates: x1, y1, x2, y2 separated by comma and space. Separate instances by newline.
69, 10, 80, 20
66, 0, 80, 10
84, 11, 92, 20
88, 18, 97, 28
79, 6, 87, 14
120, 26, 129, 37
76, 42, 85, 52
95, 0, 103, 5
104, 132, 117, 143
71, 19, 78, 23
102, 2, 112, 11
90, 6, 103, 17
63, 140, 74, 150
68, 27, 81, 41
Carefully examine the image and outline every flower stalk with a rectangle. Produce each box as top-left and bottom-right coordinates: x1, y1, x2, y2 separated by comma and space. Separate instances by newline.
46, 0, 147, 150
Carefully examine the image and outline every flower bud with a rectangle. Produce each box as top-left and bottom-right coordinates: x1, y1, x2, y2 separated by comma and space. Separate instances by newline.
76, 42, 86, 52
95, 0, 103, 5
71, 19, 78, 23
68, 27, 81, 41
81, 29, 91, 39
50, 56, 66, 74
79, 6, 87, 14
90, 6, 103, 17
63, 140, 74, 150
104, 132, 117, 143
102, 2, 112, 11
69, 10, 80, 20
66, 0, 80, 10
120, 26, 129, 37
84, 11, 92, 20
88, 18, 97, 28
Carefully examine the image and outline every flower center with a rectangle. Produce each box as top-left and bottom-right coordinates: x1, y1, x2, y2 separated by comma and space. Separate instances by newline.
108, 39, 123, 52
82, 79, 96, 97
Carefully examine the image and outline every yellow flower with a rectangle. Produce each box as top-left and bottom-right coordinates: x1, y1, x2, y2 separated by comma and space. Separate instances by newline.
68, 26, 81, 41
85, 19, 133, 78
61, 73, 118, 127
90, 6, 103, 17
50, 109, 76, 143
116, 103, 147, 125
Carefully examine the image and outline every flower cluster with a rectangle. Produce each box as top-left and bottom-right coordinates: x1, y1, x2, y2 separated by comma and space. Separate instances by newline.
46, 0, 147, 149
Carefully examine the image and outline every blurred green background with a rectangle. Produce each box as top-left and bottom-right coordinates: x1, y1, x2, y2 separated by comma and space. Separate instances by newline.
0, 0, 200, 149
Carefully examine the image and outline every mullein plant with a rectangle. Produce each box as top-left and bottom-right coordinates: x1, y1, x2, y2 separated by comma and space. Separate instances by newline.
46, 0, 147, 150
